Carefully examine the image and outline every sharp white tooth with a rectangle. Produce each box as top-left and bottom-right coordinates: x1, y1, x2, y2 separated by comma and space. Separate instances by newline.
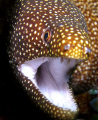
60, 57, 64, 62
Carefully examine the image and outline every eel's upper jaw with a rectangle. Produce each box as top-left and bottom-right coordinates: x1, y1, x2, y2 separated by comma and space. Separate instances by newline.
18, 56, 80, 111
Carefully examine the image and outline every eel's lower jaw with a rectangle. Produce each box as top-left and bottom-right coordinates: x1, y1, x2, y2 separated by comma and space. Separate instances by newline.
18, 57, 80, 112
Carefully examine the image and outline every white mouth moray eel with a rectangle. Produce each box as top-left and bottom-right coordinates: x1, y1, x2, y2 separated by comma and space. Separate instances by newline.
7, 0, 98, 119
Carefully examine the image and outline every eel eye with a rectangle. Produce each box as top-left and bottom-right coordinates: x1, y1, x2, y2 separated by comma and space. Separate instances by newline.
41, 27, 52, 44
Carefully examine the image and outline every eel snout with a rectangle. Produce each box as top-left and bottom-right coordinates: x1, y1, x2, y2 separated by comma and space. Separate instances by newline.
49, 22, 91, 60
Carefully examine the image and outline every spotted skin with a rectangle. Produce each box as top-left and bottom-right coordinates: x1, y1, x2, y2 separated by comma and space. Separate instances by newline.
7, 0, 92, 120
70, 0, 98, 94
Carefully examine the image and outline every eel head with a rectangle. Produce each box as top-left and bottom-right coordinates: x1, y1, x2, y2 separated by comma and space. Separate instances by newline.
8, 0, 91, 119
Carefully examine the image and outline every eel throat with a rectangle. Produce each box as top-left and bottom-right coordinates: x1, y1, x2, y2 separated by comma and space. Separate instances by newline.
19, 57, 80, 111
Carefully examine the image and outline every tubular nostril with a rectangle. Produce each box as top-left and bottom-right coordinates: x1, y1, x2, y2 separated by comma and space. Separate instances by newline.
85, 47, 91, 54
64, 44, 70, 50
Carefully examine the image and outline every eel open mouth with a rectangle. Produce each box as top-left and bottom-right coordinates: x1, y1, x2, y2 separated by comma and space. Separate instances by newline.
18, 57, 81, 111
